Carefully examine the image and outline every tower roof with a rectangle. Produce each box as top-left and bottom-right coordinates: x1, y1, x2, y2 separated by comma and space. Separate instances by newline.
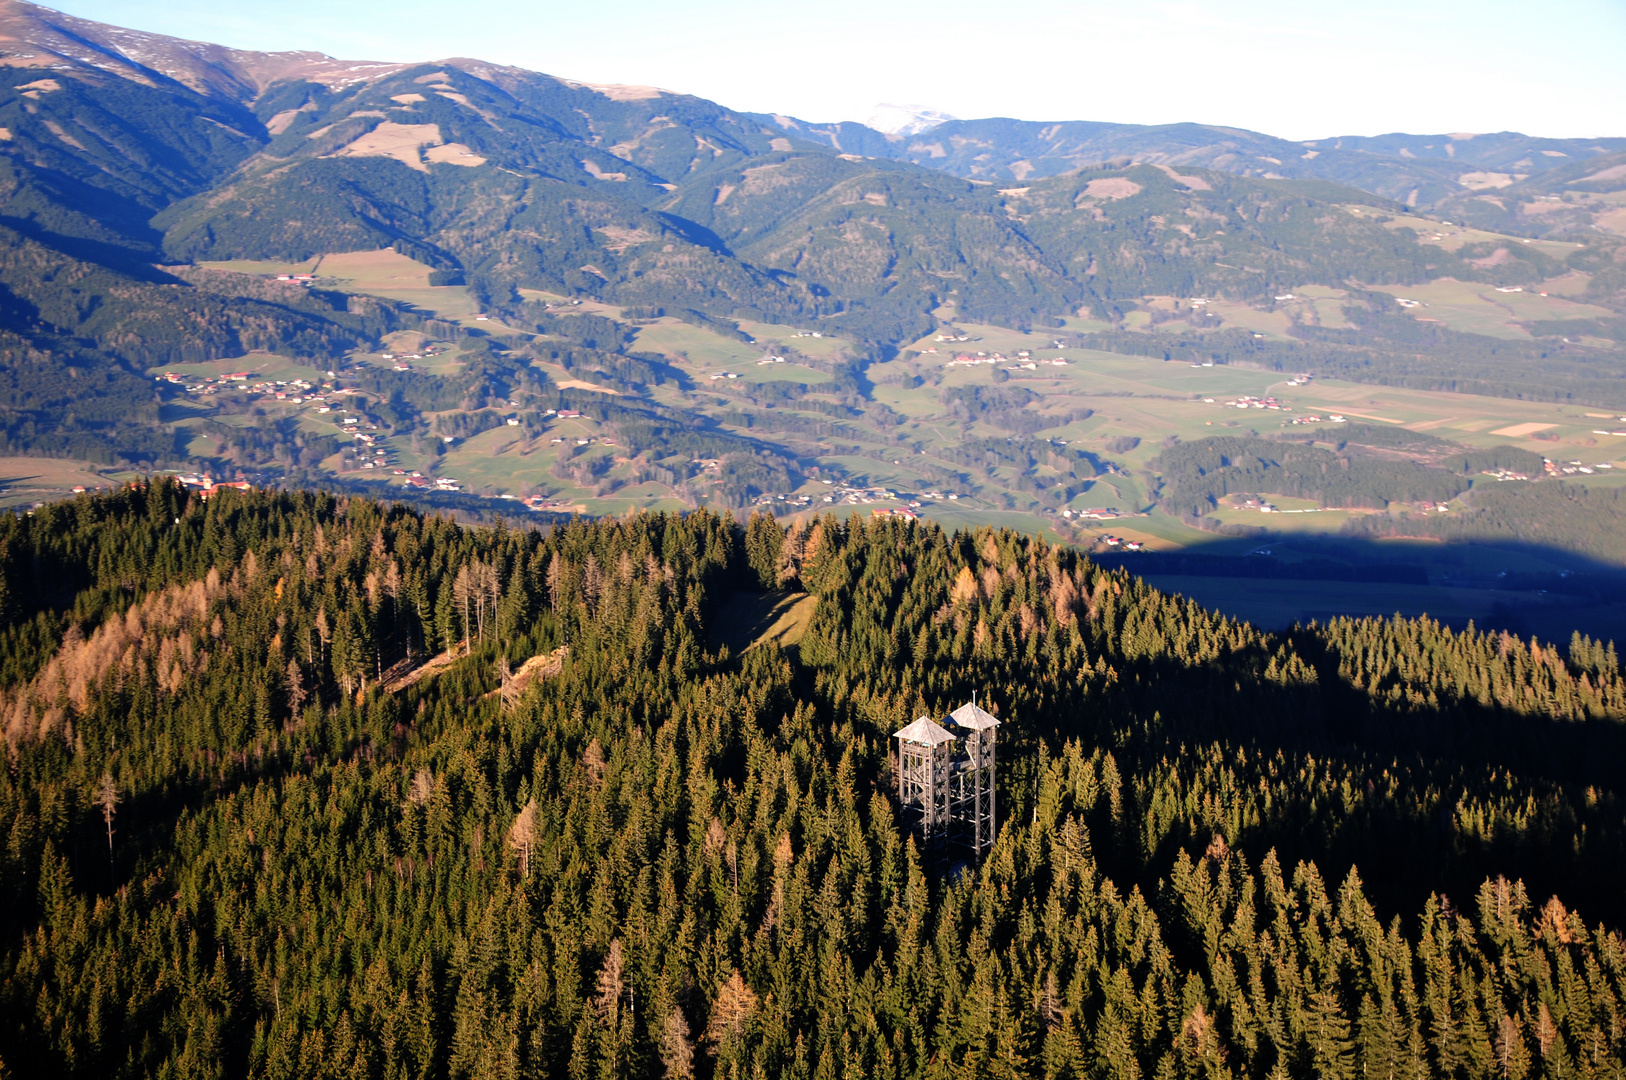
949, 701, 1000, 731
894, 715, 958, 746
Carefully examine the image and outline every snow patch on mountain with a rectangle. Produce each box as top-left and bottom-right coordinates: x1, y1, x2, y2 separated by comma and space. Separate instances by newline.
862, 103, 956, 137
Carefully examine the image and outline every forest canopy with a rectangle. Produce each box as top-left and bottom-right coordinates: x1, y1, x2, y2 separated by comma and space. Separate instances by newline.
0, 484, 1623, 1079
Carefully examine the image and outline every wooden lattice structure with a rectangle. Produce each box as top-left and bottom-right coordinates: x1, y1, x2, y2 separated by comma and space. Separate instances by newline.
948, 701, 998, 856
893, 700, 1001, 857
893, 715, 957, 845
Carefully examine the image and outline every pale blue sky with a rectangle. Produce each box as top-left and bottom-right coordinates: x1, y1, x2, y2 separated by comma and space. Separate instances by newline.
49, 0, 1626, 139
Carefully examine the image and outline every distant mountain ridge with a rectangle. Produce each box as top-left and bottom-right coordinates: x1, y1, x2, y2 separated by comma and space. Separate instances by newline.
3, 0, 1621, 206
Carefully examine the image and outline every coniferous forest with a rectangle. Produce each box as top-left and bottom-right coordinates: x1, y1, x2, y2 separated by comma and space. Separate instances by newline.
1, 483, 1625, 1079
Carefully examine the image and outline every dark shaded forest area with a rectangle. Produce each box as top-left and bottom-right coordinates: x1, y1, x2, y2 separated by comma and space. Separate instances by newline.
0, 484, 1623, 1079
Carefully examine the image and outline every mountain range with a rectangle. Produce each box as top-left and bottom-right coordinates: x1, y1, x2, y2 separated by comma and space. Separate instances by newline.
1, 0, 1625, 502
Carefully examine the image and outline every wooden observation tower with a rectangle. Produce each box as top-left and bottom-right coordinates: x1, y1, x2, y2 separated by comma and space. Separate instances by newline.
893, 699, 1000, 858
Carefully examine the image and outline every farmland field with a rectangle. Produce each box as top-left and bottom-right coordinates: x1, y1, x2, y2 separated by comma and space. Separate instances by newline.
198, 250, 478, 319
1367, 278, 1614, 339
0, 457, 126, 507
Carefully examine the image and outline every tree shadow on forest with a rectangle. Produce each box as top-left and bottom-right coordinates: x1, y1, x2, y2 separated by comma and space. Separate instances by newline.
994, 622, 1626, 936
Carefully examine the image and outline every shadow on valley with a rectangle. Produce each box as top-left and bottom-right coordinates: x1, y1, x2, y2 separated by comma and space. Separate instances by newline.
1096, 532, 1626, 646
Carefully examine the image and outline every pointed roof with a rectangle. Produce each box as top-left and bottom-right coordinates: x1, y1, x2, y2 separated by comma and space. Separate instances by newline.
894, 715, 958, 746
949, 701, 1000, 731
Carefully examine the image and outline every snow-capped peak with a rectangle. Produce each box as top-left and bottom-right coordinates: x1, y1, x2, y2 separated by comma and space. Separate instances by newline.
862, 103, 956, 137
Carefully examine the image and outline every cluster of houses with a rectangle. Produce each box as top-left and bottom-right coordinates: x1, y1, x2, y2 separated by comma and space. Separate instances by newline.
933, 348, 1070, 371
752, 492, 816, 509
1061, 507, 1121, 520
835, 484, 964, 508
1098, 535, 1145, 551
402, 473, 460, 493
756, 356, 788, 366
158, 371, 327, 404
321, 410, 391, 471
824, 483, 903, 506
352, 440, 389, 470
397, 474, 578, 511
379, 344, 444, 371
1219, 395, 1287, 411
749, 484, 969, 512
1289, 413, 1348, 425
172, 475, 253, 497
1553, 460, 1614, 476
523, 496, 576, 512
274, 273, 316, 285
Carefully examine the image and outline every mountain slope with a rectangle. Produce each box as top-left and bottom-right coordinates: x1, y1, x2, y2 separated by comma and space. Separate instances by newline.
3, 492, 1626, 1076
0, 0, 411, 101
0, 0, 1624, 512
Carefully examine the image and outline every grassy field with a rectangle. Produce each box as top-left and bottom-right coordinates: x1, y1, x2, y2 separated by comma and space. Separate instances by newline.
1371, 208, 1586, 261
902, 321, 1070, 357
631, 320, 758, 365
198, 250, 477, 319
735, 320, 857, 361
0, 457, 123, 507
435, 428, 565, 494
626, 319, 836, 390
1293, 285, 1354, 329
144, 353, 332, 383
707, 591, 817, 653
1364, 278, 1614, 340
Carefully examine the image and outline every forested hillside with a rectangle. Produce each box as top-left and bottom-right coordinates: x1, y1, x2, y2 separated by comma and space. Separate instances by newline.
1152, 436, 1548, 519
1, 484, 1624, 1078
